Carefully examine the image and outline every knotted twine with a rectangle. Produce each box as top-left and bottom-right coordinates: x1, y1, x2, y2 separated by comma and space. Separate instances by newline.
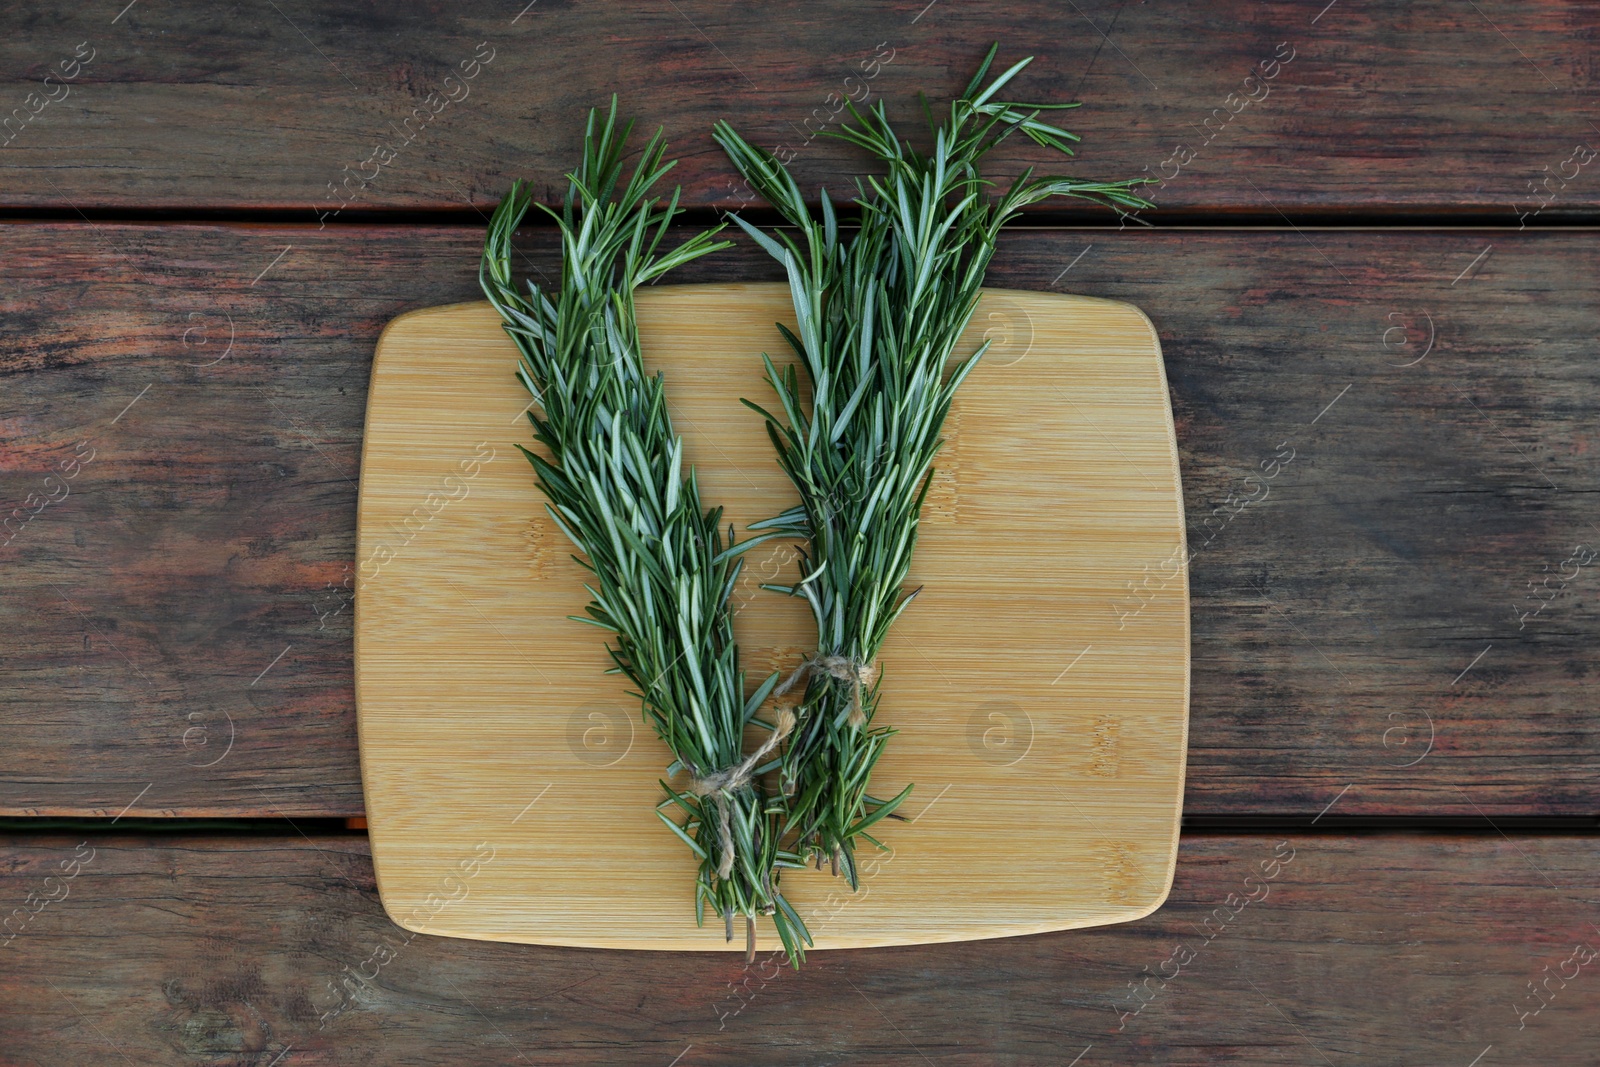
770, 653, 880, 728
685, 654, 878, 882
689, 705, 796, 880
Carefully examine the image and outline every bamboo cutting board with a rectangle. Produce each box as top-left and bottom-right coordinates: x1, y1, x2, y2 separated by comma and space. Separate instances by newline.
356, 284, 1188, 952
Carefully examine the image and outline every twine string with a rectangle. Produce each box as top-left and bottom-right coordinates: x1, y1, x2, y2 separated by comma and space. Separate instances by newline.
771, 653, 880, 728
684, 654, 879, 883
689, 706, 796, 880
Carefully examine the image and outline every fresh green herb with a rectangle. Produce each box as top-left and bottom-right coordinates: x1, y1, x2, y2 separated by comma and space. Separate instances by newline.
480, 99, 814, 963
714, 45, 1154, 883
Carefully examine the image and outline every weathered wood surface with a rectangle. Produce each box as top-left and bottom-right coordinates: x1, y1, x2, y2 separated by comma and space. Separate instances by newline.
3, 223, 1598, 818
1, 1, 1596, 218
2, 832, 1595, 1065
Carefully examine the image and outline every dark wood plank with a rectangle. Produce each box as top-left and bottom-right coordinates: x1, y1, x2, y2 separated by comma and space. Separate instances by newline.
3, 223, 1598, 817
1, 1, 1597, 217
2, 832, 1596, 1064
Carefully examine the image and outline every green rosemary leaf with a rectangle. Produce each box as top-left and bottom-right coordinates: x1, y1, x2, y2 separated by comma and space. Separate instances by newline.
565, 613, 620, 632
656, 807, 710, 861
846, 781, 913, 838
962, 42, 1001, 98
726, 211, 790, 263
741, 671, 783, 723
773, 894, 813, 959
771, 903, 800, 963
656, 782, 698, 818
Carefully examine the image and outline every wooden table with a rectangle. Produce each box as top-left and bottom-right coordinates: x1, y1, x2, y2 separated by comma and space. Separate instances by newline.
4, 3, 1598, 1063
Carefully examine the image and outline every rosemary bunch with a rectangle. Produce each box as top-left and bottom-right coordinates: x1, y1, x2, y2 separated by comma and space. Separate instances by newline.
480, 99, 813, 963
714, 46, 1153, 884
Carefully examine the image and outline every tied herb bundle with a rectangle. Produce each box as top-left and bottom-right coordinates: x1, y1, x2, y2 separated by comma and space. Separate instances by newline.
714, 45, 1154, 882
480, 99, 814, 964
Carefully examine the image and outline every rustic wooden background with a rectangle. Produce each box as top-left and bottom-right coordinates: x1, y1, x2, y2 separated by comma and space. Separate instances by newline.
4, 2, 1598, 1063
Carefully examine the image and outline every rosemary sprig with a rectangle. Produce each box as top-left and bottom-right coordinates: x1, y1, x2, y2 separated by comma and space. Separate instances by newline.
480, 99, 814, 964
714, 45, 1154, 883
